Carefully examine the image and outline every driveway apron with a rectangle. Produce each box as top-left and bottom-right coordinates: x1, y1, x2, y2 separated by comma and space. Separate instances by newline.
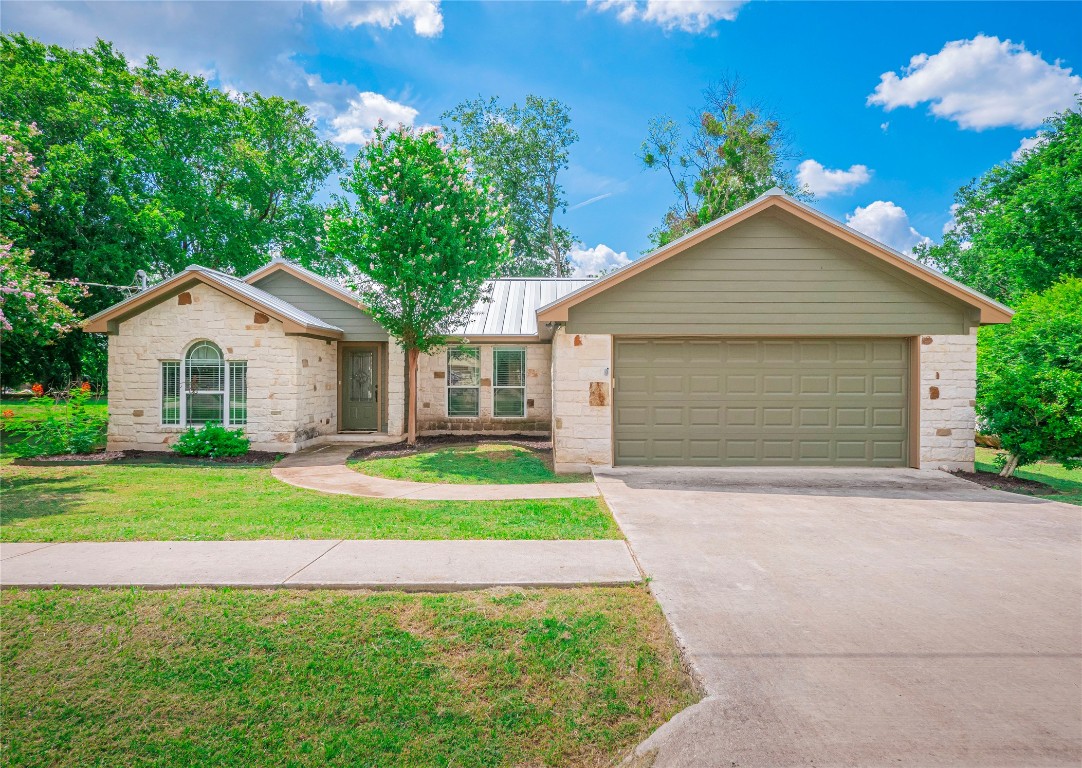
596, 466, 1082, 767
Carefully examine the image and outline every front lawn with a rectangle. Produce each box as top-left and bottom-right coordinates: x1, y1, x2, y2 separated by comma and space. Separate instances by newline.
975, 447, 1082, 506
0, 460, 620, 541
351, 442, 590, 484
0, 586, 696, 768
0, 396, 108, 422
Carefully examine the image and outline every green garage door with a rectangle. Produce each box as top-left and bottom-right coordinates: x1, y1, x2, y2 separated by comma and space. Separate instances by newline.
613, 338, 909, 467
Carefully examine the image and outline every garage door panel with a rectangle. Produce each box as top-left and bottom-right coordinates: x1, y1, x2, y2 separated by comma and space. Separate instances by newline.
614, 338, 908, 467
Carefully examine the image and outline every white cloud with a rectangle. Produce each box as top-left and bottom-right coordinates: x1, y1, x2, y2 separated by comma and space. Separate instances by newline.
796, 159, 871, 197
879, 121, 890, 132
1011, 135, 1045, 161
845, 201, 931, 254
329, 92, 420, 144
568, 192, 615, 211
569, 243, 631, 277
868, 35, 1082, 130
318, 0, 443, 36
588, 0, 746, 33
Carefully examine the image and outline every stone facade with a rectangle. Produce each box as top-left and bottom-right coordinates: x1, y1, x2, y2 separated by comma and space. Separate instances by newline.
386, 341, 406, 437
918, 330, 977, 472
415, 343, 551, 434
550, 328, 612, 473
107, 283, 336, 452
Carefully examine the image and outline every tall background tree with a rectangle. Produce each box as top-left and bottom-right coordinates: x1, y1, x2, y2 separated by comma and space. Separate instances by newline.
642, 79, 806, 247
914, 99, 1081, 306
325, 124, 511, 445
442, 95, 577, 276
0, 34, 344, 387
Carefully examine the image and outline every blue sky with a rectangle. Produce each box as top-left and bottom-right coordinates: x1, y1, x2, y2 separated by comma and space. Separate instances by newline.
6, 1, 1081, 274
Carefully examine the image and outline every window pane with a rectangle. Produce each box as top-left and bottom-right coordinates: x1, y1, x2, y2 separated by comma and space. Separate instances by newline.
187, 341, 224, 392
229, 361, 247, 425
494, 349, 525, 387
162, 362, 180, 425
494, 387, 525, 418
447, 347, 480, 386
188, 393, 224, 424
448, 387, 479, 417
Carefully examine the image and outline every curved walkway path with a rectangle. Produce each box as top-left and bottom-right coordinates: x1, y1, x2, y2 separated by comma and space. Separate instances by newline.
272, 445, 599, 500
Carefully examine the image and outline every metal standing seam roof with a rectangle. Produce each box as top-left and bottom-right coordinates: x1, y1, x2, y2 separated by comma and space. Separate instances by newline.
451, 278, 595, 337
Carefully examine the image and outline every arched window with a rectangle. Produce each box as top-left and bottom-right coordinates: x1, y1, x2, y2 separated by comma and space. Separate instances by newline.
161, 341, 247, 426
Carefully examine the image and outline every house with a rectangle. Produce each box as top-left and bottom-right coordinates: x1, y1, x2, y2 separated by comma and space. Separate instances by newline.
83, 189, 1012, 472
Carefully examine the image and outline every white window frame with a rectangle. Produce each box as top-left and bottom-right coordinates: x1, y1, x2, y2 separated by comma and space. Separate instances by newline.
492, 347, 527, 419
161, 341, 247, 427
446, 346, 480, 418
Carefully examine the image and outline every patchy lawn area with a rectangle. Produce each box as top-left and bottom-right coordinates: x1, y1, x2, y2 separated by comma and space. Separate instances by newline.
351, 442, 590, 484
974, 447, 1082, 506
0, 586, 695, 768
0, 460, 620, 542
0, 396, 108, 422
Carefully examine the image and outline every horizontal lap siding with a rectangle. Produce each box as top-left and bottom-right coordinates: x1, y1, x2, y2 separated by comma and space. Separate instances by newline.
566, 213, 972, 336
253, 271, 388, 342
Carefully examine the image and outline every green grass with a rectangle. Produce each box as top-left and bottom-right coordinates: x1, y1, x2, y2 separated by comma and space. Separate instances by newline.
0, 396, 108, 422
0, 460, 620, 541
351, 442, 591, 485
0, 586, 696, 768
975, 447, 1082, 506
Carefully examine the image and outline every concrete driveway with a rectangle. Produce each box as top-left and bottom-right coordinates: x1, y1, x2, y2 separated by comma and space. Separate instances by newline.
596, 467, 1082, 767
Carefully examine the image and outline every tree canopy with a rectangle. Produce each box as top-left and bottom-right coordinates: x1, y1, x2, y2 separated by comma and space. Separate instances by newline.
325, 123, 511, 443
914, 99, 1082, 306
642, 80, 806, 248
976, 278, 1082, 476
0, 33, 345, 385
442, 95, 577, 276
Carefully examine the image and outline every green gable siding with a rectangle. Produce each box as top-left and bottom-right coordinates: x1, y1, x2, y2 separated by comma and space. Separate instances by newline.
252, 271, 388, 342
567, 212, 975, 336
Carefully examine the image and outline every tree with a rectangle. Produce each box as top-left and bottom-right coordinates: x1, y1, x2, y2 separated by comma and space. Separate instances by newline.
914, 99, 1082, 306
642, 79, 806, 247
976, 278, 1082, 477
0, 34, 344, 386
442, 95, 577, 276
0, 130, 85, 387
325, 124, 511, 445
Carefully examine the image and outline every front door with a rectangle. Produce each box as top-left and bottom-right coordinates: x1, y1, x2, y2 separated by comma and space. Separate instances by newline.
343, 347, 379, 431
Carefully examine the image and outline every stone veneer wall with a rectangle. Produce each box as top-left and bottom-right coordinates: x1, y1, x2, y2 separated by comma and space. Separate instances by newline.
107, 283, 326, 452
414, 343, 551, 434
386, 342, 406, 437
292, 335, 338, 446
918, 330, 977, 472
550, 328, 612, 473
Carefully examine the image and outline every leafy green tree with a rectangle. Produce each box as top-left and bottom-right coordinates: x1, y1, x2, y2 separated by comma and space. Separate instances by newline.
0, 129, 84, 388
977, 278, 1082, 477
915, 100, 1082, 306
442, 95, 577, 276
325, 124, 511, 444
642, 80, 806, 247
0, 33, 344, 385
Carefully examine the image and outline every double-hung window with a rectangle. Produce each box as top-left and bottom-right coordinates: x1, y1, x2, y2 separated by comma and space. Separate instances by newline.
161, 341, 247, 426
447, 347, 480, 417
493, 348, 526, 418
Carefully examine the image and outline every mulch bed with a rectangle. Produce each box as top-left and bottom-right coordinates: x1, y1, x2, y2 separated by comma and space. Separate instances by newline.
951, 469, 1058, 497
13, 449, 282, 466
349, 434, 553, 462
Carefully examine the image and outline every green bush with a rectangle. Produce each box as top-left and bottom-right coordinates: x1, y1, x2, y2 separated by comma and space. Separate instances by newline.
977, 277, 1082, 476
1, 387, 107, 457
171, 423, 250, 458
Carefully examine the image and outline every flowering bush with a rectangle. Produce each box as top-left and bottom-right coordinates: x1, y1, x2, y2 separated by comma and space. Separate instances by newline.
2, 386, 107, 457
171, 423, 250, 458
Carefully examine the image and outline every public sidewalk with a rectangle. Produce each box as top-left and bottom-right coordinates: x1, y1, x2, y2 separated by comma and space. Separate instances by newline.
0, 539, 640, 590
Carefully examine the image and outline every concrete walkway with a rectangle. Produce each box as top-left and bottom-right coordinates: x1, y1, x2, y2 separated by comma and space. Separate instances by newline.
0, 539, 640, 589
598, 467, 1082, 767
272, 445, 599, 500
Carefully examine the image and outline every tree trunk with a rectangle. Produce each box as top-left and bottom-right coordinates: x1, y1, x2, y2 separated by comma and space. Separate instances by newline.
407, 346, 419, 446
999, 453, 1020, 478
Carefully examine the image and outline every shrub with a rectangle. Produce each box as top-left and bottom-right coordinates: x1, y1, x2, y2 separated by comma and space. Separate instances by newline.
977, 277, 1082, 476
171, 423, 250, 458
1, 386, 107, 457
